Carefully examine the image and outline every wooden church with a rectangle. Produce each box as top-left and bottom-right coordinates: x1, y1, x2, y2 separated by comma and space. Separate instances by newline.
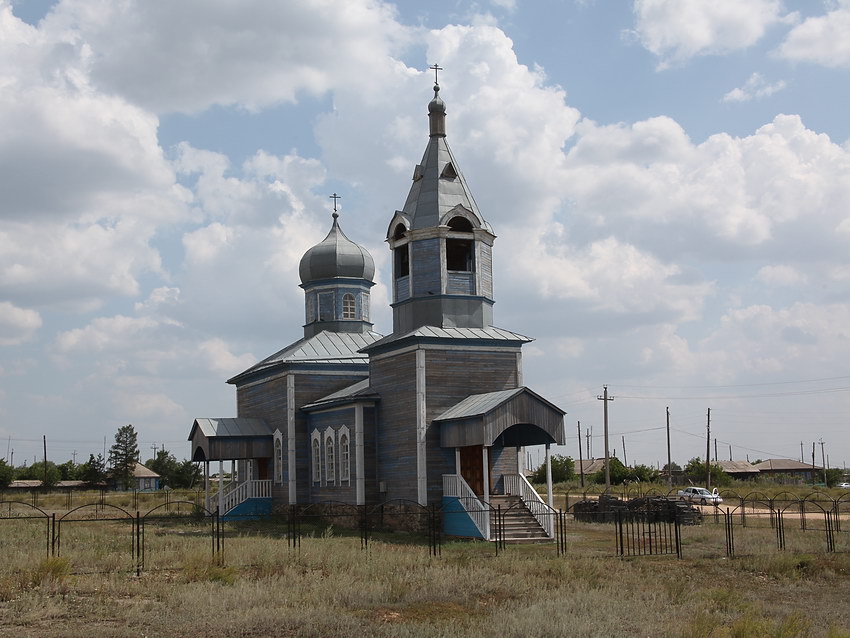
188, 77, 566, 540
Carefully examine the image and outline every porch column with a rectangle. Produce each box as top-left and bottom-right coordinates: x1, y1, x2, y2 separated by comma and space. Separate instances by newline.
204, 461, 209, 512
482, 446, 490, 505
545, 443, 553, 508
287, 374, 297, 504
455, 448, 461, 475
355, 403, 365, 505
517, 446, 525, 475
218, 459, 224, 514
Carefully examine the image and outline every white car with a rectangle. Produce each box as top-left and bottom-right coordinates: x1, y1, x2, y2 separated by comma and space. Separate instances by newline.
838, 482, 850, 490
677, 487, 723, 505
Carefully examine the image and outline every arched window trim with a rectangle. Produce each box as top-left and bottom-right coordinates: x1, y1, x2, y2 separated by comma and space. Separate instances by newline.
311, 430, 322, 485
342, 293, 356, 320
324, 427, 336, 486
339, 425, 351, 484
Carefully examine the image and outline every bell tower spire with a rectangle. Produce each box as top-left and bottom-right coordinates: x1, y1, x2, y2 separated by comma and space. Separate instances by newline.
385, 71, 496, 334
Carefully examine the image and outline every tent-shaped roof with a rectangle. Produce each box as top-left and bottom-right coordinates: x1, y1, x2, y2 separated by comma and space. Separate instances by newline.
435, 387, 565, 448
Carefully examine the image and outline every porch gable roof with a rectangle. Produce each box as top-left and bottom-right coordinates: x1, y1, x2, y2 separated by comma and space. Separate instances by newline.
435, 386, 565, 448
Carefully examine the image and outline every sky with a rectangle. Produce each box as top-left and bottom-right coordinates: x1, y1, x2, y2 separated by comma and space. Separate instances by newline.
2, 0, 850, 472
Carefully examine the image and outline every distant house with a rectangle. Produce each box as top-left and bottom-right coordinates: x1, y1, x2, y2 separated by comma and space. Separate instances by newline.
577, 458, 606, 478
108, 462, 161, 491
716, 460, 761, 481
753, 459, 821, 483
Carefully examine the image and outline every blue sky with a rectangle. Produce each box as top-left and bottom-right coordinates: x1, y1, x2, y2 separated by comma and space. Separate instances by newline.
2, 0, 850, 472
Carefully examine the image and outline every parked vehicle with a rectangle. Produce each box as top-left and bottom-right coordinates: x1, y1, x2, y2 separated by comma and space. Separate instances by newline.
838, 482, 850, 490
677, 487, 723, 505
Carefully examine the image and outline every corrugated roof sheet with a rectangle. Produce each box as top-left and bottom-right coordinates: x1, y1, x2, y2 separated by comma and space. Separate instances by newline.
716, 460, 760, 474
190, 418, 273, 439
754, 458, 821, 471
364, 325, 532, 352
433, 388, 525, 421
301, 379, 379, 410
229, 330, 384, 382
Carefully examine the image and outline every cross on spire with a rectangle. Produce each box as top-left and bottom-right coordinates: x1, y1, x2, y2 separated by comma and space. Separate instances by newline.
329, 192, 341, 219
429, 63, 443, 85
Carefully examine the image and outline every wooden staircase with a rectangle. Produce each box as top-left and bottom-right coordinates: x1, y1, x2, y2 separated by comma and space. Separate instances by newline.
488, 495, 551, 543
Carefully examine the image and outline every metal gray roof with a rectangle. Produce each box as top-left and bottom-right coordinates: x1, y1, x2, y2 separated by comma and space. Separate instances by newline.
301, 378, 378, 410
362, 325, 531, 352
299, 216, 375, 284
396, 90, 492, 233
754, 459, 821, 472
190, 418, 273, 439
716, 460, 760, 474
434, 388, 525, 421
229, 330, 384, 382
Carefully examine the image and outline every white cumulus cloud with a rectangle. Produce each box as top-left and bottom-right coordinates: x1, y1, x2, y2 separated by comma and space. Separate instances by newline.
777, 0, 850, 68
631, 0, 785, 68
722, 72, 787, 102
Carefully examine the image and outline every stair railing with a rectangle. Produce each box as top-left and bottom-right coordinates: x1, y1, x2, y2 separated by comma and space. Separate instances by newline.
443, 474, 491, 540
220, 480, 273, 514
503, 473, 555, 538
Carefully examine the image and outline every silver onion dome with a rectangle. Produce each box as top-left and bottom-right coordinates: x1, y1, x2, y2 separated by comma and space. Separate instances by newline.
299, 216, 375, 284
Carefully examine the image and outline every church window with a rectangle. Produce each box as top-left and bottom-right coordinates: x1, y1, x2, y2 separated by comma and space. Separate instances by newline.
446, 238, 474, 272
342, 293, 356, 319
447, 216, 473, 232
306, 293, 316, 323
393, 223, 406, 240
440, 162, 458, 179
339, 431, 350, 483
394, 245, 409, 278
274, 435, 283, 485
311, 438, 321, 484
318, 292, 334, 321
325, 432, 336, 484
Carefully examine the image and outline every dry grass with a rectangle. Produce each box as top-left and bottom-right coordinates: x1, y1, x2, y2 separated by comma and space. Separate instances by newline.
0, 514, 849, 637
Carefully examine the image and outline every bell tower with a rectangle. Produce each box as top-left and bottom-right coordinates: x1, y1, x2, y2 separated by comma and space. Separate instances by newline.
386, 75, 496, 334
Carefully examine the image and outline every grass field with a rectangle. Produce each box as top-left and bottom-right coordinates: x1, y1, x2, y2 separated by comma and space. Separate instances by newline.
1, 511, 850, 638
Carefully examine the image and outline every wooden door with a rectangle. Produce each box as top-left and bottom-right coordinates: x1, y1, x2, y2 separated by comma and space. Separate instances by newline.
459, 445, 487, 496
256, 458, 269, 481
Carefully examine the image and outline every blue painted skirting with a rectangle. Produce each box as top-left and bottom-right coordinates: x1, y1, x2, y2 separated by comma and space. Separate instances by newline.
222, 497, 272, 521
441, 496, 485, 538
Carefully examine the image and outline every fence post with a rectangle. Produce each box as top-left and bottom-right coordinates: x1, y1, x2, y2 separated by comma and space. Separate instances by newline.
50, 513, 56, 557
135, 511, 142, 576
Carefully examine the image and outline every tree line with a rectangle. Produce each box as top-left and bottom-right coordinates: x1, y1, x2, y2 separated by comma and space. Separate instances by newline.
0, 424, 199, 490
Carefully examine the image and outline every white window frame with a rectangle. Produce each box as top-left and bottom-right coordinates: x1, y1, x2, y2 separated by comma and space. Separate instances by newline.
342, 293, 356, 319
339, 425, 351, 484
311, 430, 322, 484
324, 427, 336, 485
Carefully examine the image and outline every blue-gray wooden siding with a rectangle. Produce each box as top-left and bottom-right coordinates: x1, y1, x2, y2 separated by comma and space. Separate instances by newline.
411, 238, 441, 297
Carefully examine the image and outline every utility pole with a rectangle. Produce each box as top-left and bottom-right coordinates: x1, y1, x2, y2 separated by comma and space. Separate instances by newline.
705, 408, 711, 490
728, 444, 732, 462
812, 442, 816, 486
577, 421, 584, 488
72, 450, 77, 464
800, 441, 804, 463
151, 443, 158, 461
714, 438, 717, 463
622, 435, 627, 467
820, 439, 827, 485
43, 435, 47, 485
666, 406, 672, 487
597, 385, 614, 489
